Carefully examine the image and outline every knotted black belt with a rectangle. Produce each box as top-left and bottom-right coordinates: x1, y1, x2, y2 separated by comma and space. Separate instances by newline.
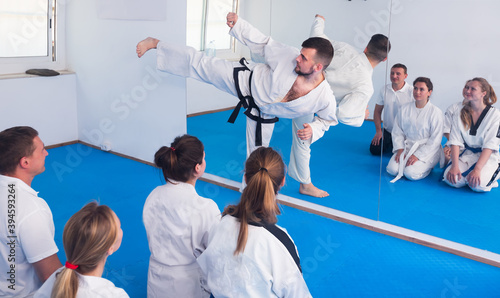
228, 58, 278, 147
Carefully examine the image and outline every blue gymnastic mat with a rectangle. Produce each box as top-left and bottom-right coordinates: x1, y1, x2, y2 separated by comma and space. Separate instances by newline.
34, 144, 500, 297
188, 109, 500, 256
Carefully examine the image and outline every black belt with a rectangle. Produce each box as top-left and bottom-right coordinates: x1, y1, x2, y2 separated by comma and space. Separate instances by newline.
228, 58, 278, 147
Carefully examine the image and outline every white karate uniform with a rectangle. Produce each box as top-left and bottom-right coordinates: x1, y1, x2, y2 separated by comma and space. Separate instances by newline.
155, 17, 337, 156
386, 101, 444, 181
0, 175, 59, 298
143, 182, 221, 298
197, 216, 311, 298
443, 106, 500, 192
289, 16, 373, 184
376, 82, 414, 133
34, 267, 129, 298
443, 101, 464, 135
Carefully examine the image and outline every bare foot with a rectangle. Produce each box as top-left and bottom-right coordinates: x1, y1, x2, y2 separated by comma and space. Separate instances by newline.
299, 183, 329, 198
136, 37, 159, 58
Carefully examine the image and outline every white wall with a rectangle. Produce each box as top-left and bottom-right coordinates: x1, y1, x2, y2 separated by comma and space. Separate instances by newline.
0, 74, 78, 146
387, 0, 500, 111
66, 0, 188, 163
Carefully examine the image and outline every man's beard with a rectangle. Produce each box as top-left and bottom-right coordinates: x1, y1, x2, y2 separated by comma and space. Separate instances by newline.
295, 65, 314, 77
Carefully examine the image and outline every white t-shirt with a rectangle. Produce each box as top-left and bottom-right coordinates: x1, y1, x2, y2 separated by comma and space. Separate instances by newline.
375, 82, 414, 133
0, 175, 58, 297
197, 215, 311, 298
34, 267, 129, 298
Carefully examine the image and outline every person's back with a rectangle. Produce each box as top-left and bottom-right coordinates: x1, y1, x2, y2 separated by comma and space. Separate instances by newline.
197, 147, 311, 297
143, 135, 220, 298
198, 215, 308, 297
34, 202, 128, 298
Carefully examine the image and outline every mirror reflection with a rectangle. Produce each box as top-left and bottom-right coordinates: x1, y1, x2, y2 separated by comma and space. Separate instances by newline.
187, 0, 392, 221
379, 0, 500, 254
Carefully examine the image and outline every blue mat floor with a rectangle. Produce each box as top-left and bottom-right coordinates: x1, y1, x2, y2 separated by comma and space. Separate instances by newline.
187, 110, 500, 256
34, 143, 500, 297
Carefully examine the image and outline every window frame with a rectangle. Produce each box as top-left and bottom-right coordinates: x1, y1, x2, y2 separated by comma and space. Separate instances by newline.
187, 0, 241, 60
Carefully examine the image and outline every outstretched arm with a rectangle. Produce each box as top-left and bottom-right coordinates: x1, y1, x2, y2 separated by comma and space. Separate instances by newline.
227, 12, 271, 58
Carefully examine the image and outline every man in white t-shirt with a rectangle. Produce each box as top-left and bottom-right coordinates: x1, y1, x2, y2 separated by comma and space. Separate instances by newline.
0, 126, 61, 297
370, 63, 414, 155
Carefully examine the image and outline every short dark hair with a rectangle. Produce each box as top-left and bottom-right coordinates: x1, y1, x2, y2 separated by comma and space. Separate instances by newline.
301, 37, 334, 69
366, 34, 390, 62
0, 126, 39, 175
413, 77, 433, 92
391, 63, 407, 74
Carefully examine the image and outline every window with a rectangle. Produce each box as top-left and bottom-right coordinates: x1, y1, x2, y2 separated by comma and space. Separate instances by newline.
0, 0, 64, 75
186, 0, 239, 56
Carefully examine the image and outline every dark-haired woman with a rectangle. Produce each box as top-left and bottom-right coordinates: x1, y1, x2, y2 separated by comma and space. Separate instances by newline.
387, 77, 444, 182
197, 147, 311, 297
34, 202, 127, 298
443, 78, 500, 192
143, 135, 220, 298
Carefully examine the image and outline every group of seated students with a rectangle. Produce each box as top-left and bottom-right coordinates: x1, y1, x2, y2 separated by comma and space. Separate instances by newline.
0, 126, 309, 297
369, 64, 500, 192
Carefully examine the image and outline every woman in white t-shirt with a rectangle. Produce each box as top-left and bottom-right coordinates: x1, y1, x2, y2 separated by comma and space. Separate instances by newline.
143, 135, 220, 298
35, 202, 127, 298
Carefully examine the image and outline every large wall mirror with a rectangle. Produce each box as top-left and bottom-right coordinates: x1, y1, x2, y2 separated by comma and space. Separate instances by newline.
379, 0, 500, 254
187, 0, 500, 256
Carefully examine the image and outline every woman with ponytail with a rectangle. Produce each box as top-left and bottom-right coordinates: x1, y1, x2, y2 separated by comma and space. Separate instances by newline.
444, 77, 500, 192
34, 202, 127, 298
143, 134, 220, 298
197, 147, 311, 297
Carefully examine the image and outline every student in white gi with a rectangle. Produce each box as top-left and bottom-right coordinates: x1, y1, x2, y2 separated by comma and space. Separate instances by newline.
143, 135, 220, 298
289, 14, 390, 197
197, 147, 311, 297
442, 81, 470, 165
136, 12, 337, 158
0, 126, 62, 297
35, 202, 128, 298
387, 77, 444, 182
443, 77, 500, 192
370, 63, 414, 155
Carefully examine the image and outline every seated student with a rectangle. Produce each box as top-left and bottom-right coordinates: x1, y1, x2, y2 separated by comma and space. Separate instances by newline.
0, 126, 61, 297
387, 77, 444, 182
34, 202, 128, 298
143, 135, 220, 298
442, 80, 470, 165
443, 77, 500, 192
370, 63, 413, 155
197, 147, 311, 297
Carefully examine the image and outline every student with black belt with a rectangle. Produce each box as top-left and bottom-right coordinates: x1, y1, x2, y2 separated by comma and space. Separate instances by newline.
197, 147, 311, 297
136, 12, 337, 158
443, 77, 500, 192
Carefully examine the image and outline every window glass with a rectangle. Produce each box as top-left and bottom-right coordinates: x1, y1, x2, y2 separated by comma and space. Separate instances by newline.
0, 0, 50, 58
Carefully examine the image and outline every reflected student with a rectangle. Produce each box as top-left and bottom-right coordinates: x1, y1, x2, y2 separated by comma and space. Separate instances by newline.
443, 77, 500, 192
387, 77, 444, 182
370, 63, 414, 156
